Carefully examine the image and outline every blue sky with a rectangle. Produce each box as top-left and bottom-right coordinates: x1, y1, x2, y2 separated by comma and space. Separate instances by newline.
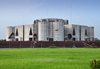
0, 0, 100, 39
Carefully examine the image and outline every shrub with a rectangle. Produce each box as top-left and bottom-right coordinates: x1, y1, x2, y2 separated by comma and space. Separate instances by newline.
90, 59, 100, 69
84, 46, 98, 48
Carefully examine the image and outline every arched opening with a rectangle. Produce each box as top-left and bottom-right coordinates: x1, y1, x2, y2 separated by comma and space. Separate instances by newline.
73, 38, 76, 41
29, 28, 32, 35
68, 34, 72, 39
33, 34, 37, 41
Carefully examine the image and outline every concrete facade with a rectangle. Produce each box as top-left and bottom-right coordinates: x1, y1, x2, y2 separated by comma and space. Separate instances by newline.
6, 26, 15, 41
6, 18, 94, 41
24, 24, 34, 41
64, 24, 94, 41
15, 25, 24, 41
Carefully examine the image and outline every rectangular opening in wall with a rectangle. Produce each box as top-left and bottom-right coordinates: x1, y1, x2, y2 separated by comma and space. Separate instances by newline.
29, 28, 32, 35
42, 19, 46, 22
16, 29, 18, 36
47, 37, 49, 40
85, 29, 88, 36
73, 28, 75, 35
33, 34, 37, 41
79, 26, 81, 41
29, 38, 33, 41
49, 38, 53, 41
73, 38, 76, 41
16, 38, 19, 41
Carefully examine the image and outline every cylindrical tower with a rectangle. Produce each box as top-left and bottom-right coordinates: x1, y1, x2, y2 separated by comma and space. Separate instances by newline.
64, 20, 69, 25
6, 26, 15, 41
38, 19, 49, 41
53, 19, 64, 41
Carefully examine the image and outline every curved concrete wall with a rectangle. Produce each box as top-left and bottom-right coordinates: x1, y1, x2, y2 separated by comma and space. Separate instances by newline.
6, 18, 94, 41
53, 20, 64, 41
38, 20, 49, 41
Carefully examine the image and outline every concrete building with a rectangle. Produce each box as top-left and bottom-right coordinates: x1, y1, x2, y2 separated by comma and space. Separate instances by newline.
64, 24, 94, 41
6, 18, 94, 41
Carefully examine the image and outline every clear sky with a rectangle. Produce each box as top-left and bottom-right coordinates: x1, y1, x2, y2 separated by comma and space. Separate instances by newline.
0, 0, 100, 39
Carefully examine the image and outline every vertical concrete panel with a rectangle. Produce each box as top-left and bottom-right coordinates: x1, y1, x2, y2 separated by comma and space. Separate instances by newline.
38, 20, 49, 41
49, 22, 53, 38
64, 24, 73, 41
53, 20, 64, 41
6, 27, 15, 41
6, 18, 94, 41
89, 27, 94, 41
33, 20, 38, 41
15, 25, 24, 41
24, 24, 33, 41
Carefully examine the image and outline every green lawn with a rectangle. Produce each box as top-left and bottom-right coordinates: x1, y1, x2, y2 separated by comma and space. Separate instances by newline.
0, 48, 100, 69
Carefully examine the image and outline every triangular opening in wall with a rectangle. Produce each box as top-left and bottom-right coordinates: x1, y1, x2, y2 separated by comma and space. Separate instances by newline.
29, 28, 32, 35
16, 29, 18, 36
9, 32, 15, 39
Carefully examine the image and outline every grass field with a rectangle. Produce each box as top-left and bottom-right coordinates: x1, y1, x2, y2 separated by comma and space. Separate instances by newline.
0, 48, 100, 69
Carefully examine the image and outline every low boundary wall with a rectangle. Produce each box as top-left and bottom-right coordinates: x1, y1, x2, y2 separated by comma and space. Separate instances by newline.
0, 41, 100, 48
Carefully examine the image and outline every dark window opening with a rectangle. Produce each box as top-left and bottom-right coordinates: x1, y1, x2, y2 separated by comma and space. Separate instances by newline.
73, 28, 75, 35
47, 37, 49, 40
34, 34, 37, 41
29, 28, 32, 35
85, 29, 87, 36
79, 26, 81, 41
29, 38, 33, 41
34, 34, 37, 36
16, 29, 18, 36
73, 38, 76, 41
49, 38, 53, 41
49, 21, 55, 22
42, 19, 46, 22
34, 38, 36, 41
16, 38, 18, 41
66, 20, 69, 24
56, 19, 59, 22
34, 21, 36, 24
68, 34, 72, 39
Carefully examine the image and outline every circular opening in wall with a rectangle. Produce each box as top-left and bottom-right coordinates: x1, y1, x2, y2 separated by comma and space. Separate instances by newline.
68, 34, 72, 39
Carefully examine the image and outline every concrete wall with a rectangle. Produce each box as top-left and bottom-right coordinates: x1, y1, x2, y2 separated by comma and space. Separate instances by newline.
6, 18, 94, 41
38, 19, 49, 41
49, 21, 53, 39
24, 24, 33, 41
53, 20, 64, 41
37, 18, 66, 41
88, 27, 94, 41
33, 20, 38, 41
64, 24, 94, 41
6, 26, 15, 41
15, 25, 24, 41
